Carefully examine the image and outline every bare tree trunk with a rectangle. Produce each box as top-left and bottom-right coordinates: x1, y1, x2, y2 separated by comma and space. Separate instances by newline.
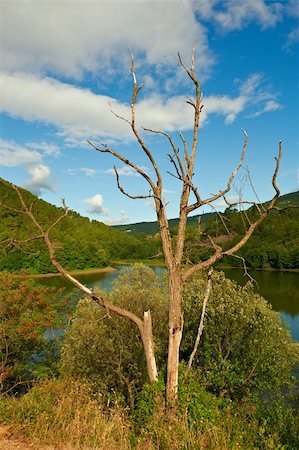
142, 311, 158, 382
166, 269, 183, 407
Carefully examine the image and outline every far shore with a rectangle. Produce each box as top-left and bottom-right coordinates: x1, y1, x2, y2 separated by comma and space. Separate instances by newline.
10, 266, 118, 279
4, 263, 299, 279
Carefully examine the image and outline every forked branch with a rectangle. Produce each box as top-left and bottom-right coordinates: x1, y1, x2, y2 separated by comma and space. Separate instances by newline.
182, 141, 283, 282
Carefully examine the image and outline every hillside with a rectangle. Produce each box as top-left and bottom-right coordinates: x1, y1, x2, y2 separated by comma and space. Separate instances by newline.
0, 179, 159, 273
188, 191, 299, 269
116, 191, 299, 270
1, 179, 298, 272
114, 212, 215, 235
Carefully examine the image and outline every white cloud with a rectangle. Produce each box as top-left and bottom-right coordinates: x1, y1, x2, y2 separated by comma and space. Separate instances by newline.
80, 167, 97, 177
195, 0, 283, 31
27, 141, 60, 157
0, 0, 212, 80
249, 100, 282, 118
0, 139, 41, 166
284, 26, 299, 50
25, 164, 56, 195
83, 194, 109, 215
0, 139, 56, 195
66, 168, 77, 176
105, 165, 148, 177
0, 72, 281, 146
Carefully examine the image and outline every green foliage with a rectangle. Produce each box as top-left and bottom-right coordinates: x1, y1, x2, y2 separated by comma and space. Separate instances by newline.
0, 179, 160, 273
60, 265, 168, 406
182, 271, 299, 399
204, 199, 299, 269
0, 266, 298, 448
116, 190, 299, 270
0, 274, 70, 393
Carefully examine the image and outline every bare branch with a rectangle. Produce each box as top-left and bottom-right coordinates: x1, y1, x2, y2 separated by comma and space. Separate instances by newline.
179, 131, 189, 172
207, 203, 232, 236
228, 254, 258, 285
187, 129, 248, 213
129, 54, 162, 186
47, 199, 69, 233
108, 101, 130, 126
1, 236, 43, 253
184, 267, 213, 379
114, 166, 154, 200
87, 140, 157, 193
2, 182, 161, 382
144, 127, 186, 178
245, 166, 266, 212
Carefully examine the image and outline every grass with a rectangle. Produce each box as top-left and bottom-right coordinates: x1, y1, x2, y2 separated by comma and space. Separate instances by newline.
1, 378, 297, 449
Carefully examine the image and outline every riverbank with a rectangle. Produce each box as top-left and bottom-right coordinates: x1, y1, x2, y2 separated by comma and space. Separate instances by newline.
9, 266, 117, 279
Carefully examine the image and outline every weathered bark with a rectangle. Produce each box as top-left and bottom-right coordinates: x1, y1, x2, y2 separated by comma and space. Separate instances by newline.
166, 270, 183, 405
142, 311, 158, 382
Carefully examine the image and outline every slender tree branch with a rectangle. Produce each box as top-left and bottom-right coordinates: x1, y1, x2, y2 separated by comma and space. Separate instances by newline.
184, 267, 213, 380
187, 129, 248, 213
129, 54, 162, 187
87, 140, 157, 193
144, 127, 186, 178
114, 166, 154, 200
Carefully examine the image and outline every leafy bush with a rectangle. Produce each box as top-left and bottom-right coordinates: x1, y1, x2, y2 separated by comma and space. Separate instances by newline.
60, 264, 168, 407
0, 274, 70, 393
182, 271, 299, 400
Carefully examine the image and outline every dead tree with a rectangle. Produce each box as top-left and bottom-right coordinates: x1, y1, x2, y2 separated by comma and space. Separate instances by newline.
87, 49, 283, 407
1, 48, 285, 411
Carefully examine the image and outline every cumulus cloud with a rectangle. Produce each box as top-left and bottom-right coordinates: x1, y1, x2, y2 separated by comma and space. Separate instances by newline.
83, 194, 109, 216
83, 193, 128, 224
0, 72, 281, 146
0, 139, 56, 195
0, 0, 212, 80
194, 0, 283, 31
25, 164, 56, 195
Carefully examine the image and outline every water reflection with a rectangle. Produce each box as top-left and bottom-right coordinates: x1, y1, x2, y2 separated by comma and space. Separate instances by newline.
37, 266, 298, 341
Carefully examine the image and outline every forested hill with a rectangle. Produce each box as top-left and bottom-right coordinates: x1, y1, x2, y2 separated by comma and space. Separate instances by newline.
114, 212, 215, 235
115, 190, 299, 270
186, 191, 299, 270
0, 179, 159, 274
114, 191, 299, 235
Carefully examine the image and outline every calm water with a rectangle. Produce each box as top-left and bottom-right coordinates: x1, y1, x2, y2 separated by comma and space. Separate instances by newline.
37, 266, 299, 341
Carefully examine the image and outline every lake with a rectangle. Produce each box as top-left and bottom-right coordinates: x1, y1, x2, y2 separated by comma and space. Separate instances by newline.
37, 266, 299, 342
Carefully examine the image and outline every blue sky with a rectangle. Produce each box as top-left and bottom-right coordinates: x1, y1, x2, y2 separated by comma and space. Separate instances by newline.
0, 0, 298, 225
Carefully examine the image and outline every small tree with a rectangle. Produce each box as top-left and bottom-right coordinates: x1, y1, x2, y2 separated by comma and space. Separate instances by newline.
0, 274, 69, 393
0, 49, 293, 412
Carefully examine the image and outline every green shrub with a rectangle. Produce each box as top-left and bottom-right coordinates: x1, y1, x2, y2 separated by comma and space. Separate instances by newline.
60, 264, 168, 408
182, 271, 299, 400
